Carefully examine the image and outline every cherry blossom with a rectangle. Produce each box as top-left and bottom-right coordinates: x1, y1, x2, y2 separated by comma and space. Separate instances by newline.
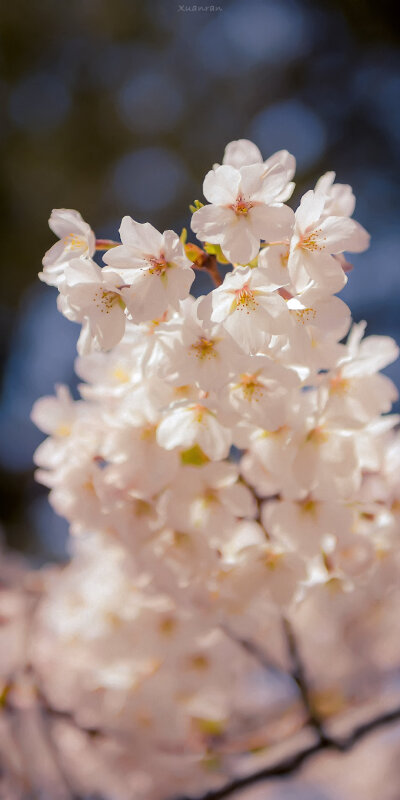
314, 170, 356, 217
223, 355, 299, 429
57, 257, 127, 354
288, 188, 370, 291
156, 298, 244, 390
220, 138, 296, 202
103, 217, 195, 322
158, 462, 256, 538
156, 397, 232, 460
191, 162, 294, 264
203, 265, 289, 354
40, 208, 96, 287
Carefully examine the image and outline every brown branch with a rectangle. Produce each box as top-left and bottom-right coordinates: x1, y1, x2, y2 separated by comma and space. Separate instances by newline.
202, 253, 223, 287
4, 675, 400, 800
185, 243, 223, 287
193, 252, 222, 287
223, 610, 330, 740
176, 702, 400, 800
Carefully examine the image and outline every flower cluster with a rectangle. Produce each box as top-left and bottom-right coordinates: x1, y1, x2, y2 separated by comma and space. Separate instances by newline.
2, 139, 400, 800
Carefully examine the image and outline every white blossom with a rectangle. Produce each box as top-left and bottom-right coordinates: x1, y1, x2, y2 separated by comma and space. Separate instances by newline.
57, 257, 127, 354
288, 189, 370, 292
103, 217, 195, 322
203, 265, 289, 354
40, 208, 96, 287
156, 398, 232, 460
3, 138, 399, 800
191, 163, 294, 264
221, 139, 296, 202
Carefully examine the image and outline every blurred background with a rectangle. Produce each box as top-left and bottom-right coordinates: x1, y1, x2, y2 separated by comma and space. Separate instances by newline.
0, 0, 399, 560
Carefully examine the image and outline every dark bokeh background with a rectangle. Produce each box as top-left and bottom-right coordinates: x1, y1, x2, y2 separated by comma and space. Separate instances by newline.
0, 0, 399, 559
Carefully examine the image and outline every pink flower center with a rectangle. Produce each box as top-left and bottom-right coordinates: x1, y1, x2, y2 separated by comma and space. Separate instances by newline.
329, 372, 350, 395
306, 426, 329, 445
189, 403, 209, 423
231, 283, 258, 313
147, 253, 169, 275
190, 336, 217, 361
238, 373, 264, 401
231, 195, 253, 216
297, 229, 326, 253
291, 307, 317, 324
93, 289, 123, 314
66, 233, 88, 251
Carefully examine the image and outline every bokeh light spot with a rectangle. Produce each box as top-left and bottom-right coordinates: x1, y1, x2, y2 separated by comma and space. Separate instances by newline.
112, 147, 188, 212
250, 100, 327, 171
9, 72, 70, 134
118, 71, 184, 134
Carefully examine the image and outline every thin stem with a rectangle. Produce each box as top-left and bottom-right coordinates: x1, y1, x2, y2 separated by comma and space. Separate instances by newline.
186, 243, 223, 287
261, 240, 289, 248
282, 616, 329, 743
95, 239, 119, 250
238, 477, 263, 525
221, 625, 282, 677
193, 253, 222, 286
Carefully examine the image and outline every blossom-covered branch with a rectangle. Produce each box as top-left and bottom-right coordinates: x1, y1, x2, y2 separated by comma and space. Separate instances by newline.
2, 138, 400, 799
176, 701, 400, 800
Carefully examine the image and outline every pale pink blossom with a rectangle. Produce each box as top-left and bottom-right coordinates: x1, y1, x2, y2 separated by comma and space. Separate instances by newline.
204, 266, 289, 354
221, 139, 296, 202
191, 163, 294, 264
40, 208, 96, 287
57, 257, 127, 354
103, 217, 195, 322
18, 139, 400, 800
156, 399, 232, 460
288, 189, 370, 291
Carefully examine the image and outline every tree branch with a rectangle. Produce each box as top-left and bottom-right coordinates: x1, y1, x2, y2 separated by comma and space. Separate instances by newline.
176, 702, 400, 800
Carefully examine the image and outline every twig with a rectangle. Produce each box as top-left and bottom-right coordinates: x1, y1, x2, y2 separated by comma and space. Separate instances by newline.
194, 252, 223, 287
238, 477, 264, 525
95, 239, 119, 250
221, 625, 283, 678
185, 243, 223, 287
175, 702, 400, 800
282, 616, 330, 743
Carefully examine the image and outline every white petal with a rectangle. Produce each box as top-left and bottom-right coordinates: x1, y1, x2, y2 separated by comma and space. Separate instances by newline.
223, 139, 263, 168
249, 204, 294, 241
203, 165, 240, 204
238, 163, 268, 200
191, 205, 234, 243
295, 190, 325, 231
317, 216, 370, 254
220, 220, 260, 264
263, 150, 296, 181
119, 217, 163, 253
48, 208, 92, 239
63, 257, 101, 286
